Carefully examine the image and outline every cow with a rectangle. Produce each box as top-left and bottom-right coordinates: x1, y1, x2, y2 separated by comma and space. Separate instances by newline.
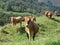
25, 16, 39, 40
24, 16, 36, 22
45, 11, 52, 18
10, 16, 25, 26
31, 16, 36, 22
54, 11, 60, 16
54, 11, 58, 16
45, 11, 49, 17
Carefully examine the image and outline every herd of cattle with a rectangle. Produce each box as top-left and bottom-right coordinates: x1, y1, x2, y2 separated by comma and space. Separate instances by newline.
45, 11, 60, 18
10, 11, 59, 40
10, 16, 37, 40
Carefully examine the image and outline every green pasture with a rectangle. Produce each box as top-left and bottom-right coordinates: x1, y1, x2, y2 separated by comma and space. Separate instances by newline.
0, 16, 60, 45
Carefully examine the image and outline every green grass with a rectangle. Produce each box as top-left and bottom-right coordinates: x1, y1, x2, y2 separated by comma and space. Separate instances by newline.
0, 16, 60, 45
2, 11, 32, 16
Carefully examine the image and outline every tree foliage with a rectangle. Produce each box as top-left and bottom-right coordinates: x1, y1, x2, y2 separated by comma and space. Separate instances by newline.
0, 0, 60, 14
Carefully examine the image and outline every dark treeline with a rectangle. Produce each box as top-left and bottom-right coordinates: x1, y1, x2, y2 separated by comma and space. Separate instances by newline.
0, 0, 60, 14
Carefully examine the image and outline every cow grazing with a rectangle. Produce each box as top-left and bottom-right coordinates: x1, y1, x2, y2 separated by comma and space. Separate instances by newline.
25, 16, 39, 40
10, 16, 25, 26
45, 11, 52, 18
45, 11, 49, 17
54, 11, 60, 16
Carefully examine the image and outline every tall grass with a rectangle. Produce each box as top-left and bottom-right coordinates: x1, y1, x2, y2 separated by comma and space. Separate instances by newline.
0, 16, 60, 45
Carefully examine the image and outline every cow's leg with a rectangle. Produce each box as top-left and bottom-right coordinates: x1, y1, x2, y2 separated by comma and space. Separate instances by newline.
26, 33, 29, 39
12, 22, 13, 25
28, 31, 31, 40
12, 22, 15, 26
13, 23, 15, 26
48, 15, 50, 18
33, 33, 36, 40
46, 15, 48, 17
50, 15, 52, 18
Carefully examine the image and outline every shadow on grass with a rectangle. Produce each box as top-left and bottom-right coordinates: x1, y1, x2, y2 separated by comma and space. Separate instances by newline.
51, 18, 60, 23
0, 37, 12, 42
17, 26, 25, 34
1, 30, 9, 34
39, 24, 47, 32
45, 40, 60, 45
38, 24, 47, 35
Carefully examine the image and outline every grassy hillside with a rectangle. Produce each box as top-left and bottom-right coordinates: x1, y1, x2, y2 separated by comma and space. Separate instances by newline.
0, 16, 60, 45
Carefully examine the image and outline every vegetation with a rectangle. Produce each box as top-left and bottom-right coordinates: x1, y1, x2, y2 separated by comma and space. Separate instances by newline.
0, 0, 60, 14
0, 0, 60, 45
0, 16, 60, 45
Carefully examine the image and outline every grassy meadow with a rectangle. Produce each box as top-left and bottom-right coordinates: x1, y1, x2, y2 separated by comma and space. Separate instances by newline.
0, 15, 60, 45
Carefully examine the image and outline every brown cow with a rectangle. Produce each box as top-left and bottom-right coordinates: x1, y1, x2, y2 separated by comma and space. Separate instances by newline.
31, 16, 36, 22
54, 11, 60, 16
45, 11, 52, 18
25, 16, 39, 40
24, 16, 36, 22
10, 16, 25, 26
45, 11, 49, 17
